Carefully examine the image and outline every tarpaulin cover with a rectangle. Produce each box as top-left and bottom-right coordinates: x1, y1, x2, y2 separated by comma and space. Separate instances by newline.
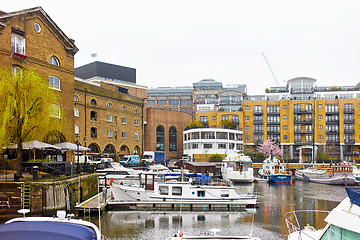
0, 221, 98, 240
346, 188, 360, 207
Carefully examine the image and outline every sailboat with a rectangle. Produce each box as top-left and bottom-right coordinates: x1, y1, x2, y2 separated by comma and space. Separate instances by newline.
258, 153, 292, 183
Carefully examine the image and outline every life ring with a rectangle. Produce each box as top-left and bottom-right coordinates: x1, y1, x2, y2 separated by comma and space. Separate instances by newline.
178, 233, 183, 237
110, 178, 114, 186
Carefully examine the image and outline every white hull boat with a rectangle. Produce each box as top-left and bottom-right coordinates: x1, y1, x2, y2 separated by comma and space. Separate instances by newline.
285, 188, 360, 240
295, 163, 356, 185
221, 152, 254, 183
111, 174, 257, 208
0, 209, 102, 240
96, 162, 140, 186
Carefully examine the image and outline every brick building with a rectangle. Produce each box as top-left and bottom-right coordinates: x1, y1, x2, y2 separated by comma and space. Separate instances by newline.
0, 7, 78, 142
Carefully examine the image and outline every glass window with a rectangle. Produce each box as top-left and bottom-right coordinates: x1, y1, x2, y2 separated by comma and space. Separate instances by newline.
169, 99, 178, 105
11, 34, 25, 55
172, 187, 182, 196
135, 133, 139, 141
107, 113, 113, 122
156, 126, 165, 151
74, 107, 79, 117
91, 127, 97, 138
107, 129, 113, 138
159, 186, 169, 195
169, 127, 177, 151
204, 143, 212, 149
74, 125, 79, 134
180, 99, 191, 105
158, 100, 167, 105
90, 99, 97, 105
122, 106, 127, 111
134, 119, 139, 126
147, 100, 155, 105
122, 117, 127, 124
122, 131, 127, 139
90, 111, 97, 122
50, 104, 61, 118
134, 108, 139, 114
49, 76, 60, 90
74, 95, 79, 101
49, 56, 59, 66
107, 102, 113, 108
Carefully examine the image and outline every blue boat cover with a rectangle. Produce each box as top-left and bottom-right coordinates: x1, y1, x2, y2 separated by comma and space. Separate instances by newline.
346, 188, 360, 207
0, 221, 98, 240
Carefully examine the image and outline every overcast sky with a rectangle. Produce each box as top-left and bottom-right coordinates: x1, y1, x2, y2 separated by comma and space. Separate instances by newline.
2, 1, 360, 94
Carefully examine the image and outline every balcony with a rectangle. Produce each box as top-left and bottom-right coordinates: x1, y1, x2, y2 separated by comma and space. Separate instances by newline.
254, 140, 264, 145
267, 122, 280, 125
253, 120, 263, 125
326, 120, 339, 124
344, 129, 355, 134
325, 111, 339, 115
267, 111, 280, 115
254, 131, 263, 135
344, 108, 354, 114
344, 119, 355, 124
11, 44, 27, 61
294, 109, 312, 114
326, 130, 339, 134
344, 139, 355, 145
254, 111, 263, 115
294, 119, 313, 124
326, 140, 340, 144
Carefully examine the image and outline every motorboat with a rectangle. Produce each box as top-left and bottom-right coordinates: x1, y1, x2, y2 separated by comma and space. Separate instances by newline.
0, 209, 102, 240
295, 162, 356, 185
221, 152, 254, 183
111, 173, 257, 208
285, 188, 360, 240
142, 164, 181, 180
352, 164, 360, 183
96, 162, 140, 186
171, 228, 261, 240
258, 156, 292, 183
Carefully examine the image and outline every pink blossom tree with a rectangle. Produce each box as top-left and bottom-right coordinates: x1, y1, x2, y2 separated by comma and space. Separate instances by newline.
257, 140, 283, 158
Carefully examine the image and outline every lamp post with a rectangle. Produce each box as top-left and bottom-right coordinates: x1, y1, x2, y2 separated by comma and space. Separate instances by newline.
76, 134, 80, 204
83, 136, 87, 169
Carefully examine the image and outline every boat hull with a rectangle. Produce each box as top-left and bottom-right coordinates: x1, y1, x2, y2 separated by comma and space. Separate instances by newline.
268, 174, 292, 183
295, 170, 356, 185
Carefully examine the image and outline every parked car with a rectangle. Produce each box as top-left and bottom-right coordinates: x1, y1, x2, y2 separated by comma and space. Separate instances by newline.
120, 155, 141, 167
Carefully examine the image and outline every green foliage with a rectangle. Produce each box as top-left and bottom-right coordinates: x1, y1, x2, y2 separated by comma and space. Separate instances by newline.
185, 120, 204, 129
219, 119, 236, 129
255, 153, 265, 161
317, 153, 330, 161
0, 67, 65, 174
208, 154, 224, 162
0, 159, 17, 168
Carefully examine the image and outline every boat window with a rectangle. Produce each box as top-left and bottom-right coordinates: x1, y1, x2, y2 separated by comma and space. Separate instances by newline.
197, 190, 205, 197
172, 187, 182, 196
159, 186, 169, 195
320, 224, 360, 240
221, 190, 229, 197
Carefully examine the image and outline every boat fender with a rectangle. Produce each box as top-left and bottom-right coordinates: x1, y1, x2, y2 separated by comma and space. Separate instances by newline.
110, 178, 114, 186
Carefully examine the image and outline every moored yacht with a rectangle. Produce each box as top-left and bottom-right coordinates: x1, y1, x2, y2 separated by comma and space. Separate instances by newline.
96, 162, 140, 185
221, 152, 254, 183
258, 156, 292, 183
286, 188, 360, 240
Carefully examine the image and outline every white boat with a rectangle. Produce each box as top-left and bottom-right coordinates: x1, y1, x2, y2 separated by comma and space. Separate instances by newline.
285, 187, 360, 240
0, 209, 102, 239
171, 228, 261, 240
258, 156, 292, 183
96, 162, 140, 185
295, 162, 356, 185
221, 152, 254, 183
111, 174, 257, 208
142, 164, 181, 180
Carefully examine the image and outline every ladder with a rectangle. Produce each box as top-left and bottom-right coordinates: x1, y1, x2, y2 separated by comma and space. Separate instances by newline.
23, 182, 31, 210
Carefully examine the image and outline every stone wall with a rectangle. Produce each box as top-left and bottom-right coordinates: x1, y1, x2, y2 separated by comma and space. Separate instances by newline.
0, 174, 98, 216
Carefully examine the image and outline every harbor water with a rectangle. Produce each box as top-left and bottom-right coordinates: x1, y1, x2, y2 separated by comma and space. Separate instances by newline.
90, 180, 347, 239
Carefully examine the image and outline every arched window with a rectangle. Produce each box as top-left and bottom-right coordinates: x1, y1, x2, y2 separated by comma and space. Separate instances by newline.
156, 125, 165, 151
104, 144, 115, 155
134, 108, 139, 114
122, 106, 127, 111
74, 107, 79, 117
107, 102, 113, 108
74, 95, 79, 102
134, 146, 140, 154
49, 76, 60, 90
90, 99, 97, 105
49, 56, 60, 66
88, 143, 100, 153
169, 126, 177, 151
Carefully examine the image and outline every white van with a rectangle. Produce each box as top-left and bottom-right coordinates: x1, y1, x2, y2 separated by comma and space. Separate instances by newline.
75, 155, 94, 164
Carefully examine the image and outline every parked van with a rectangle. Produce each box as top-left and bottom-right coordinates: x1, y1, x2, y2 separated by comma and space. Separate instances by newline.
75, 155, 94, 164
120, 155, 141, 167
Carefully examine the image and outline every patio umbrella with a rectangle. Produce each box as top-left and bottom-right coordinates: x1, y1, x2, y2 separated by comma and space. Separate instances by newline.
54, 142, 90, 151
5, 140, 61, 150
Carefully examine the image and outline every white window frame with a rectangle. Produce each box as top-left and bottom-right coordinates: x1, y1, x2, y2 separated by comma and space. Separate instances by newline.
50, 104, 61, 118
107, 102, 113, 108
107, 129, 113, 138
49, 56, 60, 66
74, 107, 79, 117
107, 113, 113, 122
134, 119, 139, 126
11, 34, 25, 55
49, 76, 61, 91
122, 117, 127, 124
75, 125, 79, 134
122, 131, 127, 139
135, 133, 139, 141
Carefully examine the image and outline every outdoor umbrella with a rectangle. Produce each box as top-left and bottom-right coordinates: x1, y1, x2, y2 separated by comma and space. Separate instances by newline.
5, 140, 61, 150
54, 142, 90, 151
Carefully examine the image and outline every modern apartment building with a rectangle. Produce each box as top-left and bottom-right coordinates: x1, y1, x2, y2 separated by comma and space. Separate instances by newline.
196, 77, 360, 162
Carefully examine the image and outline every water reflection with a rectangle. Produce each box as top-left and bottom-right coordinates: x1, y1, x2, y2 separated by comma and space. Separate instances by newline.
93, 180, 350, 239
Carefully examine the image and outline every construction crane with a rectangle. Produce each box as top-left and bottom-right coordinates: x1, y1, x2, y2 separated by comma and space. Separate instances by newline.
262, 53, 280, 87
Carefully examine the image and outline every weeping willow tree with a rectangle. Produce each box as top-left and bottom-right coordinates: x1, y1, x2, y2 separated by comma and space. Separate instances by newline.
0, 67, 65, 175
